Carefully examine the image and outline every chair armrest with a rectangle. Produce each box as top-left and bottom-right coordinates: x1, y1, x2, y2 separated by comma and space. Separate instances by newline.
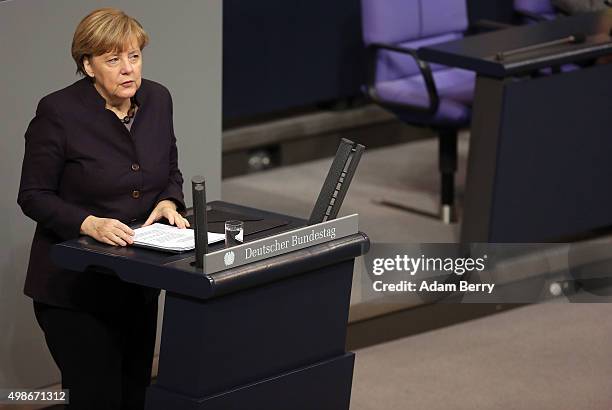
366, 42, 440, 116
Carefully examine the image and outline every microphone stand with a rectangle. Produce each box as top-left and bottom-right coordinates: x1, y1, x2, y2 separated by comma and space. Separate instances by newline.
191, 176, 208, 270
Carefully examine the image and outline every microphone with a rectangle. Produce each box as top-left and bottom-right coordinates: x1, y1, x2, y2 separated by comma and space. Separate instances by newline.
191, 176, 208, 270
496, 33, 587, 61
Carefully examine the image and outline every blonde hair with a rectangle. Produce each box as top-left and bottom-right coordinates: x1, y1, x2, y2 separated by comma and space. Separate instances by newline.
71, 8, 149, 76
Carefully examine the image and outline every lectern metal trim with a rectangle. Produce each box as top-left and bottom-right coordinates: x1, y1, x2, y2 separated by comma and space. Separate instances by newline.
204, 213, 359, 274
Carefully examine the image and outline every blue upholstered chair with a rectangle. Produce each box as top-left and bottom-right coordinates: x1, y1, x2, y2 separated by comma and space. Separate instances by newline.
360, 0, 475, 223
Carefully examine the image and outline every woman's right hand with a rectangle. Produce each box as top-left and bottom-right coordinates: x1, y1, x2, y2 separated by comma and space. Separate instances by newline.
80, 215, 135, 246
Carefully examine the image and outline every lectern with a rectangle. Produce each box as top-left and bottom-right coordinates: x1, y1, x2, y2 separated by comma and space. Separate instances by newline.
51, 201, 369, 410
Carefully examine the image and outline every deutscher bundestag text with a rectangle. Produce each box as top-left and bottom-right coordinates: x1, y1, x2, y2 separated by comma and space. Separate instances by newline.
245, 227, 336, 259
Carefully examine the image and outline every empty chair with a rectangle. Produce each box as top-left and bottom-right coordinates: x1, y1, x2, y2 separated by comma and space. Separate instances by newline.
360, 0, 475, 223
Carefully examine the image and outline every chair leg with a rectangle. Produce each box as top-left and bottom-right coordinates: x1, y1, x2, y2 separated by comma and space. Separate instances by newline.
373, 128, 459, 223
439, 129, 457, 224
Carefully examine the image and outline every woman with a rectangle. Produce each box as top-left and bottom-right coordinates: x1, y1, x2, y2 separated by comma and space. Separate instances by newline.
17, 8, 188, 409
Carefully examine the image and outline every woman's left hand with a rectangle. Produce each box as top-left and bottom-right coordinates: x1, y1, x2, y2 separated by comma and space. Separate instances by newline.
143, 200, 190, 229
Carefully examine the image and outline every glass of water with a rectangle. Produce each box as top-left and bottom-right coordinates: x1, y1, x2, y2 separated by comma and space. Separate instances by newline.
225, 220, 244, 248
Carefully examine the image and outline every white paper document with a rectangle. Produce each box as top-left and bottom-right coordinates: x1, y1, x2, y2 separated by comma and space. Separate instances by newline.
133, 223, 225, 252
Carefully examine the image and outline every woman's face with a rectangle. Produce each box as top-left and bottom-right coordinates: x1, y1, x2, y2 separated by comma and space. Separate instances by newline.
83, 37, 142, 104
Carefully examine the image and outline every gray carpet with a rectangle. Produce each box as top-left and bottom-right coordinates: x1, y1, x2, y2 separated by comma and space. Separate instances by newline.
222, 134, 470, 243
351, 303, 612, 410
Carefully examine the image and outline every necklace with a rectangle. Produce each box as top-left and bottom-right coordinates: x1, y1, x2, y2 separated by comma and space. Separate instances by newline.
122, 101, 137, 124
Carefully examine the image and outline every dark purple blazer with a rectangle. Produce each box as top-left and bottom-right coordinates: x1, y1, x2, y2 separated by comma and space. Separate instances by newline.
18, 77, 186, 311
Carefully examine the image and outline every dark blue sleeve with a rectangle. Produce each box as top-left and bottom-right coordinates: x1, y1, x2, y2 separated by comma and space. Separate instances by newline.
17, 98, 91, 240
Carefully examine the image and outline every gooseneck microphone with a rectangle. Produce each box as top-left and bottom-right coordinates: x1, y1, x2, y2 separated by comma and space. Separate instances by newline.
191, 176, 208, 270
496, 33, 587, 61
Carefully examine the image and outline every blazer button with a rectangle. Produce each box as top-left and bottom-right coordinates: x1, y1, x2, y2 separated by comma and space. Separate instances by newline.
131, 163, 140, 171
132, 190, 140, 199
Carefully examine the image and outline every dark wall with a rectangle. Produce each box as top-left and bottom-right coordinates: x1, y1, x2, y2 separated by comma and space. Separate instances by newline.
467, 0, 514, 23
223, 0, 514, 121
223, 0, 364, 120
